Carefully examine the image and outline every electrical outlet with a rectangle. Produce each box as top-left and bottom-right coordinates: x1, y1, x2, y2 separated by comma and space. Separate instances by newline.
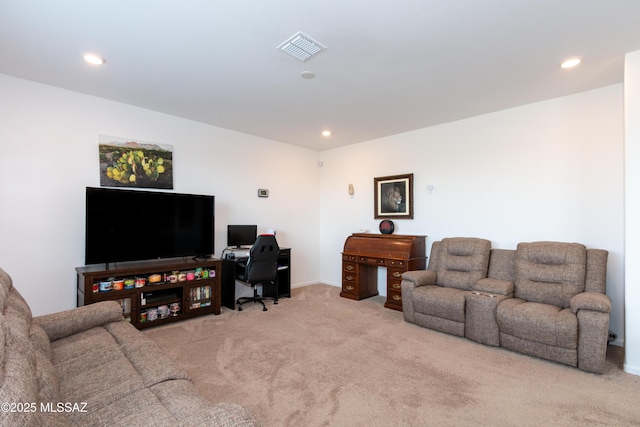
608, 331, 617, 342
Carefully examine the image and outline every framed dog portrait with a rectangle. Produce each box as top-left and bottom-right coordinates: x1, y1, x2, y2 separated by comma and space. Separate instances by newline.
374, 173, 413, 219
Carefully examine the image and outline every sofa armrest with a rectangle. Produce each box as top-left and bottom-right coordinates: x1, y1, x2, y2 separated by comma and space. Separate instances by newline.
473, 278, 514, 296
34, 301, 124, 342
570, 292, 611, 314
401, 270, 436, 287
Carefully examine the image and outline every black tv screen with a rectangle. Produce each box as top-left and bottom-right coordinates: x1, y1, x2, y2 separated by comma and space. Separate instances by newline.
85, 187, 214, 265
227, 225, 257, 248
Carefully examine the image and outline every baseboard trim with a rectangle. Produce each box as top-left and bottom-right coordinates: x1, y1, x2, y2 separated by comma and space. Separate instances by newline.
623, 362, 640, 376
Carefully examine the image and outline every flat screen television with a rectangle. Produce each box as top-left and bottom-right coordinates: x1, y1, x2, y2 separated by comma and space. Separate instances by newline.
227, 225, 257, 249
85, 187, 214, 265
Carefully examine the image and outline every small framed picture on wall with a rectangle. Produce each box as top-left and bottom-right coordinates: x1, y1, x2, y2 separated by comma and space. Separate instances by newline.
374, 173, 414, 219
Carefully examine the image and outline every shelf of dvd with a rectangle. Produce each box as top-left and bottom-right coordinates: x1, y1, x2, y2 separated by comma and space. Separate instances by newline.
76, 257, 222, 329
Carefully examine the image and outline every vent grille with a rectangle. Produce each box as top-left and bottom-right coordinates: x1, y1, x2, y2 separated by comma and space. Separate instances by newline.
277, 31, 326, 62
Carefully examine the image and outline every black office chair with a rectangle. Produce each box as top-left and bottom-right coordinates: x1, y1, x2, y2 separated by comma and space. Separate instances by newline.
236, 234, 280, 311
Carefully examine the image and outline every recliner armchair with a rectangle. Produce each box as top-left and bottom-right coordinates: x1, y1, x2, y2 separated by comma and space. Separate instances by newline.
236, 234, 280, 312
496, 241, 610, 373
401, 237, 492, 337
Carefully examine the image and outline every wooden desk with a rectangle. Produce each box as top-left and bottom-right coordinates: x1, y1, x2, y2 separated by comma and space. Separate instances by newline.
221, 248, 291, 310
340, 234, 426, 311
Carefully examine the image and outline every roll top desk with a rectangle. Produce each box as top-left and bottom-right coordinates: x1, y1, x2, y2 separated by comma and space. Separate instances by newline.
340, 233, 427, 311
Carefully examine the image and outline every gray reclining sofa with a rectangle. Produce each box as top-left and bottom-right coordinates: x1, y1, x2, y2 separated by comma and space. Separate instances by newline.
401, 238, 610, 374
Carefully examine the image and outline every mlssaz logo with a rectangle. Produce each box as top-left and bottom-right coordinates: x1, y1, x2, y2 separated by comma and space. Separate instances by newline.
40, 402, 88, 413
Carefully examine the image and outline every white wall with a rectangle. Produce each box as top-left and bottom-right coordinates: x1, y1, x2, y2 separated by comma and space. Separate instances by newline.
0, 74, 321, 316
319, 85, 625, 345
624, 50, 640, 374
0, 74, 628, 352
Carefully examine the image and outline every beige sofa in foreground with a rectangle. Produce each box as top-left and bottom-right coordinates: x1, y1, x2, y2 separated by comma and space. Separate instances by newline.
402, 238, 611, 374
0, 268, 261, 426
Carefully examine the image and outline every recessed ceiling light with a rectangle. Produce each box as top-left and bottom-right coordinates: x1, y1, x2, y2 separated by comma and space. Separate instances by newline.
83, 53, 106, 65
561, 58, 581, 69
321, 130, 332, 137
300, 71, 315, 79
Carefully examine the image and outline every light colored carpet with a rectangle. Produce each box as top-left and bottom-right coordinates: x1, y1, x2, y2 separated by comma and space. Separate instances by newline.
144, 284, 640, 426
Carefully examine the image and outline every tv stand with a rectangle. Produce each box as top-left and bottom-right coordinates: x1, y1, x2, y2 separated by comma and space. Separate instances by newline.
76, 257, 222, 329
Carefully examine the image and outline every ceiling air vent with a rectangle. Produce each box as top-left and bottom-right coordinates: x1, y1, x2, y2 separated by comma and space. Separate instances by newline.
277, 31, 326, 62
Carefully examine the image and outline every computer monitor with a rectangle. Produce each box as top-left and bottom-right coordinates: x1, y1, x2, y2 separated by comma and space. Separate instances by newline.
227, 225, 257, 249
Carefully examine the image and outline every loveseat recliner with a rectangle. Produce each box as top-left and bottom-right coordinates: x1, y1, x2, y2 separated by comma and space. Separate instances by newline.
400, 237, 492, 337
401, 238, 611, 374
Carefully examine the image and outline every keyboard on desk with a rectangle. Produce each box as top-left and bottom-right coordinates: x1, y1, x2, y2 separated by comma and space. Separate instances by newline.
224, 248, 250, 259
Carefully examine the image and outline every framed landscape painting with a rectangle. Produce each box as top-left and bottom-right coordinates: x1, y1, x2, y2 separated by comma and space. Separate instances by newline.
98, 135, 174, 189
374, 173, 414, 219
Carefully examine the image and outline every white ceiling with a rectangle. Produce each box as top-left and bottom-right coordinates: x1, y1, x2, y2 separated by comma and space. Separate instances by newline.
2, 1, 640, 151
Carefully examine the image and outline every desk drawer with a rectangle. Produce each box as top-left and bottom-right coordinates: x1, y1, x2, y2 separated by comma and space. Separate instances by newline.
343, 271, 358, 285
387, 279, 402, 293
387, 259, 406, 268
387, 268, 404, 290
387, 268, 404, 281
343, 254, 357, 262
342, 282, 357, 294
342, 269, 358, 295
343, 262, 357, 273
385, 289, 403, 311
386, 267, 404, 311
